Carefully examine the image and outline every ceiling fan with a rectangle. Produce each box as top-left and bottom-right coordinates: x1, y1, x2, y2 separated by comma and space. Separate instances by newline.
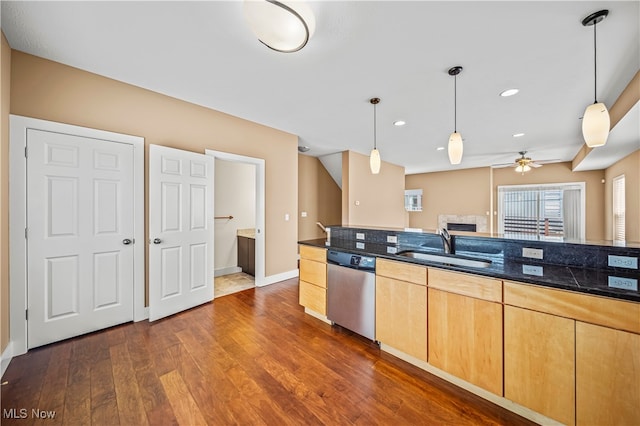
492, 151, 559, 174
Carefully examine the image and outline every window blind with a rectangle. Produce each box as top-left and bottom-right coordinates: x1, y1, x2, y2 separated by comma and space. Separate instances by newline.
613, 175, 625, 241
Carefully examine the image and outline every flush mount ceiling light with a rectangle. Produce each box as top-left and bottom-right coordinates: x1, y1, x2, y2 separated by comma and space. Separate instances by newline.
369, 97, 381, 174
513, 133, 525, 138
500, 88, 519, 97
581, 9, 610, 148
447, 66, 464, 165
393, 120, 406, 127
243, 0, 316, 53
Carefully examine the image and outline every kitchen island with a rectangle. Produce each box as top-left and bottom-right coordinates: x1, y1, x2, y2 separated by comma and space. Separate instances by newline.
299, 226, 639, 426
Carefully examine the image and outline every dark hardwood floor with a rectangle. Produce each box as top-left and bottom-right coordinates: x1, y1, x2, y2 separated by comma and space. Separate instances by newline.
1, 279, 535, 425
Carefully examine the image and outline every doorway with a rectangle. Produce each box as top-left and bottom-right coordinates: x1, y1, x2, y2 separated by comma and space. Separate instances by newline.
206, 150, 265, 293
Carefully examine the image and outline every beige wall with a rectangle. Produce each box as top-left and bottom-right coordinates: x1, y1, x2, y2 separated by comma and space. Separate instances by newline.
405, 167, 491, 231
406, 162, 606, 241
493, 162, 605, 241
1, 33, 11, 353
10, 51, 299, 296
604, 150, 640, 242
341, 150, 406, 228
298, 154, 341, 241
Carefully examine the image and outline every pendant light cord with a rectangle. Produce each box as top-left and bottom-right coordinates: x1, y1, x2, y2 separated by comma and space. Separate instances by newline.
593, 22, 598, 103
373, 102, 377, 149
454, 74, 457, 132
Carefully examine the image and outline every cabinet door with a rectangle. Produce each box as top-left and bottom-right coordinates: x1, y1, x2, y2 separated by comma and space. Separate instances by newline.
299, 280, 326, 315
376, 276, 427, 361
504, 305, 575, 426
247, 237, 255, 276
299, 259, 326, 288
576, 322, 640, 426
428, 289, 503, 395
237, 236, 248, 271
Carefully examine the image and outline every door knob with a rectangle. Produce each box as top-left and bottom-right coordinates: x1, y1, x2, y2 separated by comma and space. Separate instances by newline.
122, 238, 132, 245
153, 238, 162, 244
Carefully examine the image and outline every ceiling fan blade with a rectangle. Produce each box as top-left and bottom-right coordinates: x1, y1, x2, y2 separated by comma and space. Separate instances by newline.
491, 162, 517, 168
534, 159, 563, 165
530, 163, 543, 168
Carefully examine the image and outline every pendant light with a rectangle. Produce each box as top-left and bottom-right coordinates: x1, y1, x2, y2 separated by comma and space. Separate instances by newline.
369, 98, 381, 174
243, 0, 316, 53
448, 66, 463, 165
581, 10, 610, 148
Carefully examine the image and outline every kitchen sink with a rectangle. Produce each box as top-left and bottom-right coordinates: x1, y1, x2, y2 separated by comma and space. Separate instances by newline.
397, 251, 492, 268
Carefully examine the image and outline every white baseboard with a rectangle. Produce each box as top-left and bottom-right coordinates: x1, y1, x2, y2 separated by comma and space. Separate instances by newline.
214, 266, 242, 277
258, 269, 299, 287
1, 342, 14, 378
379, 344, 562, 426
304, 308, 332, 325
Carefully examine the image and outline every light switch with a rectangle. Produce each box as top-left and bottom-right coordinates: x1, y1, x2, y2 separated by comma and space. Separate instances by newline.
284, 213, 290, 221
301, 211, 307, 217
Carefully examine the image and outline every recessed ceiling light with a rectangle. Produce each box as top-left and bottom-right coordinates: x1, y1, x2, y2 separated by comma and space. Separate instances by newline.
436, 146, 445, 151
513, 133, 525, 138
500, 88, 519, 97
393, 120, 406, 126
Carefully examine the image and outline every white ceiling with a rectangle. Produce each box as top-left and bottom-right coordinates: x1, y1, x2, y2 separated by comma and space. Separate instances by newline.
2, 1, 639, 174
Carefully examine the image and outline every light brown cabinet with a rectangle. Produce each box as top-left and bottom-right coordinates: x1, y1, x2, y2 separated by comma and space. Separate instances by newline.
576, 322, 640, 426
375, 259, 427, 361
504, 281, 640, 426
504, 305, 575, 425
427, 269, 503, 396
298, 245, 327, 315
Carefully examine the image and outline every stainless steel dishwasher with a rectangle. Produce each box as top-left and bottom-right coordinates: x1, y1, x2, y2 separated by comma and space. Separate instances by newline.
326, 250, 376, 341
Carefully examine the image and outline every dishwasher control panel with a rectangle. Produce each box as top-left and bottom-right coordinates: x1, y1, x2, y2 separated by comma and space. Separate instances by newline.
327, 250, 376, 271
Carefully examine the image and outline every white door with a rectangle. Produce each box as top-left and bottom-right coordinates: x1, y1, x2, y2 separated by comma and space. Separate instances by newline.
149, 145, 214, 321
27, 129, 135, 348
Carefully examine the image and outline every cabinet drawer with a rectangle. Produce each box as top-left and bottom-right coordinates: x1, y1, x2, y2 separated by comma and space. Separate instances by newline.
377, 259, 426, 286
428, 269, 502, 302
300, 259, 327, 288
300, 245, 326, 262
299, 280, 326, 315
504, 281, 640, 334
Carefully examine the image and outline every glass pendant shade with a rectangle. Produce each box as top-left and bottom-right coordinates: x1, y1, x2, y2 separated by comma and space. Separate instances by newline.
582, 102, 610, 147
370, 148, 381, 174
448, 132, 463, 165
243, 0, 316, 53
515, 164, 531, 173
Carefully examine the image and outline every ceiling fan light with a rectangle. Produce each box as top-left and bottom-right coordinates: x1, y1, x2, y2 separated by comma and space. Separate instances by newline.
243, 0, 316, 53
582, 102, 610, 147
370, 148, 381, 174
448, 132, 463, 165
515, 164, 531, 173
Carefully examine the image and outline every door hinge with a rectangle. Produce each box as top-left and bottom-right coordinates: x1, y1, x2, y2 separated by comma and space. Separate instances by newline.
24, 146, 28, 158
25, 228, 28, 239
25, 309, 28, 320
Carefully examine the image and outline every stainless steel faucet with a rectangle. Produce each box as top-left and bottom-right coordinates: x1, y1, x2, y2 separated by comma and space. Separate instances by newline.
439, 228, 452, 254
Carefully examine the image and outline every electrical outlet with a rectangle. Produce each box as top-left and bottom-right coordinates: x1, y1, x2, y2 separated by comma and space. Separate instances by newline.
356, 242, 365, 250
387, 246, 397, 254
522, 265, 544, 276
356, 233, 365, 240
608, 276, 638, 291
608, 255, 638, 269
522, 247, 543, 260
387, 235, 398, 244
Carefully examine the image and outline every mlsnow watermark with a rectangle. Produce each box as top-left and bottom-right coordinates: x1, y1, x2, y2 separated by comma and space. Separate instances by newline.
3, 408, 57, 419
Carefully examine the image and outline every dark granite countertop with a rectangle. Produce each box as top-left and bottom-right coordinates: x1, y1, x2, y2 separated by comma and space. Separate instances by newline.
299, 238, 640, 303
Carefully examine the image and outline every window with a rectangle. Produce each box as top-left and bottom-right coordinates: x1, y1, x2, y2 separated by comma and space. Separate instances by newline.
405, 189, 423, 212
613, 175, 625, 241
497, 183, 585, 241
